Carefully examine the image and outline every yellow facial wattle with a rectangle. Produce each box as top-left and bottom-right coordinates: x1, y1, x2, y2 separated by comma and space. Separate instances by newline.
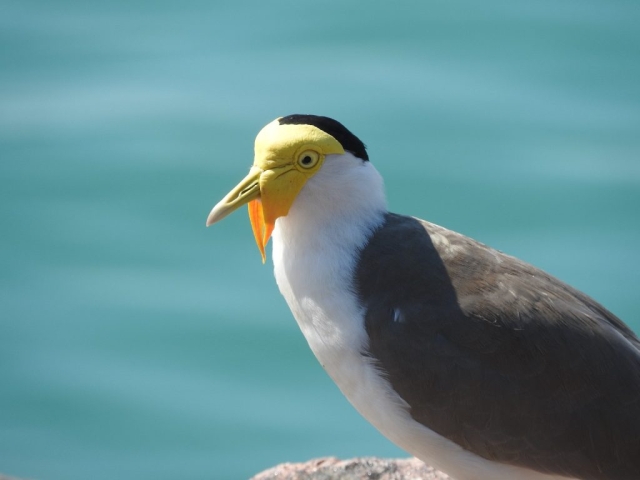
206, 118, 345, 262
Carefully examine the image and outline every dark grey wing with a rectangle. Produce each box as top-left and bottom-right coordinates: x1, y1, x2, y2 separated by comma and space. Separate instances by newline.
355, 213, 640, 480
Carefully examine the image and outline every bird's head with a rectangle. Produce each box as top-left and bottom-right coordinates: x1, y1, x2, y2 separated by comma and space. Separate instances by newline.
206, 114, 368, 262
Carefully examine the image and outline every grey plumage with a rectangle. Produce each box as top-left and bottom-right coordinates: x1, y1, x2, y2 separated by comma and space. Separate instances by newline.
356, 213, 640, 480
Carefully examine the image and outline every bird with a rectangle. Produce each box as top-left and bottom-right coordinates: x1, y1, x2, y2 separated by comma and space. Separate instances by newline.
206, 114, 640, 480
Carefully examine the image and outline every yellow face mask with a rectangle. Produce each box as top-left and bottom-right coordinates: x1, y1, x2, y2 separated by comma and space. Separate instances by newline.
206, 118, 345, 262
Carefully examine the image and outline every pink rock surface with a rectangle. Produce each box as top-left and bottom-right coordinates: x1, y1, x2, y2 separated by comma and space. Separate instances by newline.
251, 457, 451, 480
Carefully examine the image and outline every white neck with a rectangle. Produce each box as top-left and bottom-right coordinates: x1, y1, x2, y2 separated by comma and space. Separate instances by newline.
271, 153, 386, 365
273, 153, 387, 255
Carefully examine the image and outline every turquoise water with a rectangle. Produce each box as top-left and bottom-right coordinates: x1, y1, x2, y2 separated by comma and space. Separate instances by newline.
1, 1, 639, 479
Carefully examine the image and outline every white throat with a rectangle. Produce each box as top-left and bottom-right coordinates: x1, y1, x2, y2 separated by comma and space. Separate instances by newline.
271, 153, 386, 369
273, 152, 387, 256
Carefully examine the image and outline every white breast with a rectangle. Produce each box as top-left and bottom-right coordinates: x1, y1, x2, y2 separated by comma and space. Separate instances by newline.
270, 154, 574, 480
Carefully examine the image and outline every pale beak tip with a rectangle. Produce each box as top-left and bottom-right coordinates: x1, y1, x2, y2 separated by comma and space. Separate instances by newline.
206, 205, 224, 227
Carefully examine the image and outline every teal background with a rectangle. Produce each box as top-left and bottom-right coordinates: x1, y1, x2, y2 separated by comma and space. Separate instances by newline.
1, 1, 639, 479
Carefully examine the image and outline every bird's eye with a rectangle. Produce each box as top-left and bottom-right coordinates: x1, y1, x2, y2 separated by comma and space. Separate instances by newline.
297, 150, 320, 169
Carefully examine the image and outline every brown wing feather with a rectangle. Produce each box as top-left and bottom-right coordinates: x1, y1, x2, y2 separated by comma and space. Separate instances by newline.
356, 213, 640, 480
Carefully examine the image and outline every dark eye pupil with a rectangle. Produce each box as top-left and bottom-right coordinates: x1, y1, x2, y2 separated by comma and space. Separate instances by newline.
302, 156, 312, 165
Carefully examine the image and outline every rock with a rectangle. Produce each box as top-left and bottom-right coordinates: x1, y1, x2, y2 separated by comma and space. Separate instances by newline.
250, 457, 451, 480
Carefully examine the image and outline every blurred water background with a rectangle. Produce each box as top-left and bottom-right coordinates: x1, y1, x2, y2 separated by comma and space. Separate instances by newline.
1, 1, 639, 479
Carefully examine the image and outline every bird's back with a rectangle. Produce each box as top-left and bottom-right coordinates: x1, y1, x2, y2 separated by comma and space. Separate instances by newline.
356, 213, 640, 480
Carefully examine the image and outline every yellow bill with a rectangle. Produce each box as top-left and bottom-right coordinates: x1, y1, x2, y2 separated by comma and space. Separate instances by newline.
206, 165, 307, 263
